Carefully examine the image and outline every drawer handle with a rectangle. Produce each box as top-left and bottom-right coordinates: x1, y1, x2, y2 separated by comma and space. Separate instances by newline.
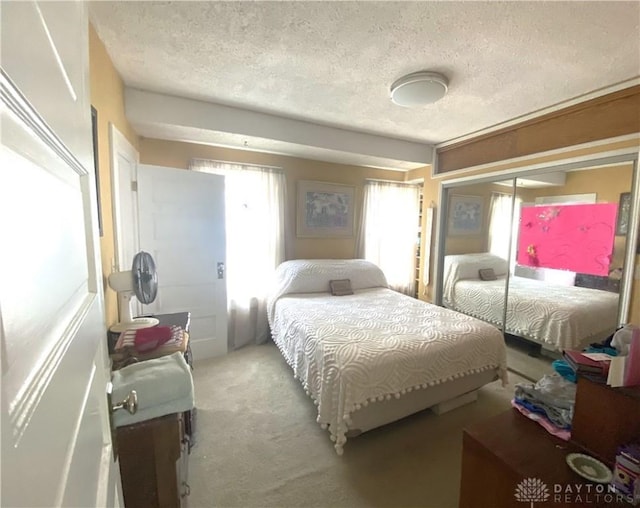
181, 482, 191, 498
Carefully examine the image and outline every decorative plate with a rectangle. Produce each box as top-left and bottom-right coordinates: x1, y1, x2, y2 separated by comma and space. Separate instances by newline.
566, 453, 613, 483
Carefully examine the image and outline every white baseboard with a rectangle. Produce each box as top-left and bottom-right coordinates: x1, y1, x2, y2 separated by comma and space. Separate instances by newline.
190, 337, 227, 361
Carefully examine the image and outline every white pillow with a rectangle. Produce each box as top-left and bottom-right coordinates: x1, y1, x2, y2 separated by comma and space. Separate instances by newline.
272, 259, 388, 296
444, 253, 508, 281
442, 253, 508, 304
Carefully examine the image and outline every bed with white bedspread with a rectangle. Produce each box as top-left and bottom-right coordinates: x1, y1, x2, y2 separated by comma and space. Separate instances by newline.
442, 253, 619, 351
267, 259, 507, 454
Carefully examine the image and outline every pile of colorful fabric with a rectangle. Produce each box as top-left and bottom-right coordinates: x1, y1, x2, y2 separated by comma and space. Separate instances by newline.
512, 373, 576, 440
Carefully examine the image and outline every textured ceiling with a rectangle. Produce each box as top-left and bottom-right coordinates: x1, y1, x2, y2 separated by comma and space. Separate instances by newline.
90, 1, 640, 150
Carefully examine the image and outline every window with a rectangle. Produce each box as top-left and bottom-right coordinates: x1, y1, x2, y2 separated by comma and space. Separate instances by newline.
488, 192, 521, 269
361, 180, 421, 295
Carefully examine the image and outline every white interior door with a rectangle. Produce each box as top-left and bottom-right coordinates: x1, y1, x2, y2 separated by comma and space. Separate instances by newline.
1, 2, 120, 507
137, 164, 228, 360
110, 124, 140, 272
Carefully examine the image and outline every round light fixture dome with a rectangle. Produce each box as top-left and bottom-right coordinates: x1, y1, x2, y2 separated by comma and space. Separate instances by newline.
390, 71, 448, 107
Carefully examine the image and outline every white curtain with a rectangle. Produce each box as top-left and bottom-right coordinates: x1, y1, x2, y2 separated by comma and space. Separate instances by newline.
488, 192, 521, 269
359, 180, 420, 295
190, 159, 286, 350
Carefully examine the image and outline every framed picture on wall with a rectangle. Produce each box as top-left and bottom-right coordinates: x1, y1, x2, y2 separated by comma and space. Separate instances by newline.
616, 192, 631, 236
447, 194, 484, 236
296, 180, 355, 237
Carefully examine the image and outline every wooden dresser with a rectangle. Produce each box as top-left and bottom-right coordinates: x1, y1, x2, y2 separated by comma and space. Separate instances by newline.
459, 378, 640, 508
571, 377, 640, 465
117, 413, 190, 508
111, 312, 193, 507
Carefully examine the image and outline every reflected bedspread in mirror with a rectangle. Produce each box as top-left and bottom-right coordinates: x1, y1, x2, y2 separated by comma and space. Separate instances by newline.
443, 252, 619, 350
437, 159, 637, 359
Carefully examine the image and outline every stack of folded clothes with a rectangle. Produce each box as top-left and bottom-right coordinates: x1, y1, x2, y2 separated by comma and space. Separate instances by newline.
512, 373, 576, 440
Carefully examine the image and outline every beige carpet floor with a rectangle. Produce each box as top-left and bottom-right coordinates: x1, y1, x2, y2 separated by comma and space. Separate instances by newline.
504, 336, 556, 382
189, 343, 531, 508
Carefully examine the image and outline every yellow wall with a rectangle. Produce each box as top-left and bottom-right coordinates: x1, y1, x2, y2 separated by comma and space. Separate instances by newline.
405, 166, 429, 183
138, 138, 407, 260
89, 23, 140, 327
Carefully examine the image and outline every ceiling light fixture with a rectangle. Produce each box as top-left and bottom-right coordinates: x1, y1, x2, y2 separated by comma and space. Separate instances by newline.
390, 71, 449, 107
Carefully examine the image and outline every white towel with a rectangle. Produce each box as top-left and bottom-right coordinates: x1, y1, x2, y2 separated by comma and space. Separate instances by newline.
112, 352, 194, 427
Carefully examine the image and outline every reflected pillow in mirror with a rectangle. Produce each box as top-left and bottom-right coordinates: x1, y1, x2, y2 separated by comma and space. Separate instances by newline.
478, 268, 497, 281
330, 279, 354, 296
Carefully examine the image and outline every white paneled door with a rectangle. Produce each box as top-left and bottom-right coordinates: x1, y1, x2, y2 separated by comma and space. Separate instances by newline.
110, 124, 140, 272
137, 165, 228, 359
1, 2, 121, 507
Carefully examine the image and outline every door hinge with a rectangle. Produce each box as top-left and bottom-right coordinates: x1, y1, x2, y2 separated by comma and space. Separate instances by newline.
131, 181, 138, 192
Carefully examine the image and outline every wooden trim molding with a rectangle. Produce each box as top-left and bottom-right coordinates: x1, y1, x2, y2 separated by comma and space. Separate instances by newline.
435, 85, 640, 174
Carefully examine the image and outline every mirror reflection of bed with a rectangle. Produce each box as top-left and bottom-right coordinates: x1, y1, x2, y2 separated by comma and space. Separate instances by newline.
438, 161, 635, 381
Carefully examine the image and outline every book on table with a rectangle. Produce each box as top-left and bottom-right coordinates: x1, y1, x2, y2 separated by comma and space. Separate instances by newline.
563, 350, 612, 375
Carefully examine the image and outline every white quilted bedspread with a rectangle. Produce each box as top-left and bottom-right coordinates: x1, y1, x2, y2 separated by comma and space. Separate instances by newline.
444, 276, 618, 350
269, 286, 506, 454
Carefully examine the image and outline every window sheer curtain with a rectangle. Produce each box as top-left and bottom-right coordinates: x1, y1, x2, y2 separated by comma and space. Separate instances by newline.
190, 159, 286, 350
488, 192, 521, 269
358, 180, 420, 295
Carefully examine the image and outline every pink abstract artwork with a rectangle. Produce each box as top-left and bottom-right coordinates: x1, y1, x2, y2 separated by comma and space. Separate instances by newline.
517, 203, 618, 276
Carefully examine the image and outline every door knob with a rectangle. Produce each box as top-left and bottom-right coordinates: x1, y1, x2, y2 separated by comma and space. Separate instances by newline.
106, 382, 138, 460
112, 390, 138, 415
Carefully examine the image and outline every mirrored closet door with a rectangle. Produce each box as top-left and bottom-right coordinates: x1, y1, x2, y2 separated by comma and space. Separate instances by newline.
441, 179, 517, 335
507, 162, 634, 352
436, 154, 639, 377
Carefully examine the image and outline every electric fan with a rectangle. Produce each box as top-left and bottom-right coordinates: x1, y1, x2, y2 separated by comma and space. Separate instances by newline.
108, 251, 159, 332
